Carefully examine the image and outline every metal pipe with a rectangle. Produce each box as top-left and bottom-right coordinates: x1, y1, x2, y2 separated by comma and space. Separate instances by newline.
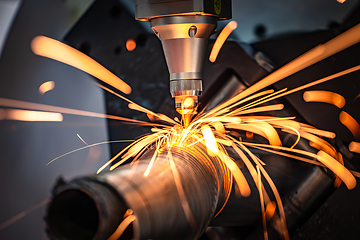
46, 144, 232, 240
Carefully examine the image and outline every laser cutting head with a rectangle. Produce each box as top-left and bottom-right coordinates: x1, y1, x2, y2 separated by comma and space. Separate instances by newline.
135, 0, 231, 116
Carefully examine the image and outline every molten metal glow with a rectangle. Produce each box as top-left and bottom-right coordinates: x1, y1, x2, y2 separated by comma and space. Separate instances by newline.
209, 21, 238, 62
39, 81, 55, 94
31, 36, 131, 94
183, 97, 194, 109
3, 109, 63, 122
339, 111, 360, 138
201, 125, 219, 156
303, 90, 346, 108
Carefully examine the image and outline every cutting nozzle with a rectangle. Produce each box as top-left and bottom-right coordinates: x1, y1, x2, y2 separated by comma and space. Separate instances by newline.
150, 15, 217, 120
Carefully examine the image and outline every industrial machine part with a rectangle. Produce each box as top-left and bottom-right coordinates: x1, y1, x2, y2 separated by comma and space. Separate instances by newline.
46, 144, 232, 240
135, 0, 231, 118
59, 0, 360, 239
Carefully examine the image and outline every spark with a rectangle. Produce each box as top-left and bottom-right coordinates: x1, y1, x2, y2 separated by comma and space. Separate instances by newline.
39, 81, 55, 94
206, 22, 360, 117
77, 134, 89, 145
107, 212, 136, 240
303, 90, 346, 108
0, 199, 50, 231
0, 97, 153, 125
126, 39, 136, 51
20, 20, 360, 240
349, 141, 360, 154
0, 109, 63, 122
266, 201, 276, 220
31, 36, 131, 94
339, 111, 360, 139
47, 140, 133, 166
257, 165, 268, 240
209, 21, 238, 63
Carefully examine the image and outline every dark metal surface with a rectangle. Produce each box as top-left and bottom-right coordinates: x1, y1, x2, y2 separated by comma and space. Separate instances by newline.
135, 0, 232, 20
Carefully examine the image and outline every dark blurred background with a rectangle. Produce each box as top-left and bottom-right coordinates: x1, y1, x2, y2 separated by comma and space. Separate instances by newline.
0, 0, 359, 239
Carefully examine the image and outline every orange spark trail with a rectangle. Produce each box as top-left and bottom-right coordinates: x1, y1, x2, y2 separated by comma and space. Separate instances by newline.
303, 90, 346, 108
208, 23, 360, 116
0, 199, 50, 231
77, 134, 88, 145
349, 141, 360, 154
243, 142, 356, 190
39, 81, 55, 94
31, 36, 131, 95
257, 165, 268, 240
209, 21, 238, 62
0, 97, 152, 125
107, 214, 136, 240
1, 109, 63, 122
339, 111, 360, 139
95, 83, 177, 126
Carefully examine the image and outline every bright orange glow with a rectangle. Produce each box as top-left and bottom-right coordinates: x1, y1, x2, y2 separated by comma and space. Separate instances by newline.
219, 152, 251, 197
183, 97, 194, 109
207, 23, 360, 117
334, 153, 344, 188
266, 201, 276, 220
126, 39, 136, 51
299, 125, 336, 139
257, 165, 268, 240
201, 125, 219, 156
31, 36, 131, 94
107, 214, 136, 240
303, 90, 346, 108
317, 151, 356, 189
5, 109, 63, 122
209, 21, 238, 62
339, 111, 360, 138
337, 0, 346, 3
349, 141, 360, 154
211, 121, 225, 135
39, 81, 55, 94
49, 23, 360, 238
0, 97, 151, 125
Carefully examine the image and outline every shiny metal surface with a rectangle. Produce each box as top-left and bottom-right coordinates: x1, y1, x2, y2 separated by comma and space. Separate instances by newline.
151, 15, 217, 112
46, 144, 232, 240
170, 79, 203, 97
